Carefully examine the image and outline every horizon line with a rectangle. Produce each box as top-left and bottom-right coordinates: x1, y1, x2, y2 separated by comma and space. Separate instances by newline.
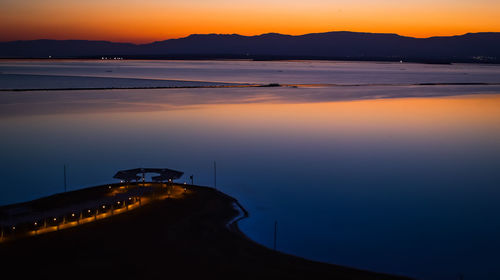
1, 30, 499, 45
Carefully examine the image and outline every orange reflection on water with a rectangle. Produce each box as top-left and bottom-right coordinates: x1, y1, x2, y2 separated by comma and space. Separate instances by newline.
134, 94, 500, 142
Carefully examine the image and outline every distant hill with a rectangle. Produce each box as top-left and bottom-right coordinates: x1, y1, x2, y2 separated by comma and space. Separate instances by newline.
1, 31, 500, 63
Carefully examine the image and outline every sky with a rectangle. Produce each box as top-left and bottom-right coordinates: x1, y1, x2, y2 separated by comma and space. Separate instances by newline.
1, 0, 499, 43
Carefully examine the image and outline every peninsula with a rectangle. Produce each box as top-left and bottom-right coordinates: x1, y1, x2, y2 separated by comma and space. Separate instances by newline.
0, 168, 410, 279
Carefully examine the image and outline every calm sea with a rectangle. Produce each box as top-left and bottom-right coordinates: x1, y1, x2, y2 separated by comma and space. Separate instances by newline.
1, 60, 499, 279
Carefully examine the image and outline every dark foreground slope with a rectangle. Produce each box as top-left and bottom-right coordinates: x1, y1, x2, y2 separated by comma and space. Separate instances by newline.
0, 185, 410, 280
1, 31, 499, 63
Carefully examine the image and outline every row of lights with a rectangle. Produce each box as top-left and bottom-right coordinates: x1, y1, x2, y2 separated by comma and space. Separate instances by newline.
2, 181, 191, 241
8, 197, 135, 231
101, 57, 123, 60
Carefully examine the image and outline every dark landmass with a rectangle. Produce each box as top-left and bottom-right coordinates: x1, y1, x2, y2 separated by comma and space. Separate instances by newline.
0, 184, 411, 279
0, 31, 499, 63
0, 73, 245, 91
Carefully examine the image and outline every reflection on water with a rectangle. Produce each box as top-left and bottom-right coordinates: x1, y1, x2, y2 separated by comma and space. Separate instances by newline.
2, 59, 500, 85
1, 59, 500, 279
0, 91, 499, 279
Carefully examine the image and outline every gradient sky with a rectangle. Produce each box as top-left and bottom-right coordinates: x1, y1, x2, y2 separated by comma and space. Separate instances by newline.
1, 0, 499, 43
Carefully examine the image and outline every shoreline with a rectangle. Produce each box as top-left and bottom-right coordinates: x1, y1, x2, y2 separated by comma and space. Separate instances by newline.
0, 183, 411, 279
2, 82, 500, 92
1, 57, 499, 65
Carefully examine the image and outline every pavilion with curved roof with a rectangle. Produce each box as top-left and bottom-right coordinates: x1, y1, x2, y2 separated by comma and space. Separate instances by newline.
113, 168, 184, 183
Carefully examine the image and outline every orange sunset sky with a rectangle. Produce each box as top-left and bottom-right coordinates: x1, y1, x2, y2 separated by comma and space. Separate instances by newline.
1, 0, 499, 43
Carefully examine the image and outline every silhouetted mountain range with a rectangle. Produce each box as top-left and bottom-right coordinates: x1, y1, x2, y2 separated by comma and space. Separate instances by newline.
1, 31, 499, 63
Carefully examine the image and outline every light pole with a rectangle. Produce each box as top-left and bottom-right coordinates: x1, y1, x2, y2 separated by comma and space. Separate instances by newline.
63, 165, 67, 192
274, 220, 278, 251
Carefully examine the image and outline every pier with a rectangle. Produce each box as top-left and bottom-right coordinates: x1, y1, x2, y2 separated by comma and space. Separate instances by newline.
0, 168, 188, 243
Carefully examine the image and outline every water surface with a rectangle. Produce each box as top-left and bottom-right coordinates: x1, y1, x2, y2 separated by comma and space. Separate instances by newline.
1, 60, 499, 280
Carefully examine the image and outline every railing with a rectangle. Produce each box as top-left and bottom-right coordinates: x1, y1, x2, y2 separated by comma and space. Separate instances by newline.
0, 182, 189, 243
